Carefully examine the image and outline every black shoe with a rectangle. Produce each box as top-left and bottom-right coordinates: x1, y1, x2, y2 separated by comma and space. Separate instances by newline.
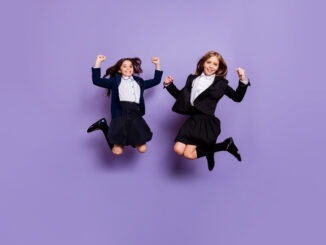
225, 137, 242, 161
87, 118, 108, 133
87, 118, 113, 150
206, 153, 215, 171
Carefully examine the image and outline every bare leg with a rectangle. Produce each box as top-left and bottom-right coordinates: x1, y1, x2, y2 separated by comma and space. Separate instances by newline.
112, 144, 124, 155
183, 145, 198, 160
136, 144, 147, 153
174, 142, 186, 156
174, 143, 214, 170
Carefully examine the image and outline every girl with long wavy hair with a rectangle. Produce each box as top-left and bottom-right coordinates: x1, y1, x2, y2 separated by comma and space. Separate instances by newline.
163, 51, 250, 171
87, 54, 163, 155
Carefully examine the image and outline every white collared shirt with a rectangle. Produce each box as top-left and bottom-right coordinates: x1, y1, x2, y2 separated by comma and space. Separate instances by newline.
190, 73, 215, 105
118, 76, 141, 103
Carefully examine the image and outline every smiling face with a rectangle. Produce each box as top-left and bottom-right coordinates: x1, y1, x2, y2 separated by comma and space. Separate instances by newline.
195, 51, 228, 78
119, 60, 134, 77
203, 56, 219, 76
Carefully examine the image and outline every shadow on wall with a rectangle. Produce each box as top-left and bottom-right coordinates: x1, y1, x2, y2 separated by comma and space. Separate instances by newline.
84, 133, 139, 170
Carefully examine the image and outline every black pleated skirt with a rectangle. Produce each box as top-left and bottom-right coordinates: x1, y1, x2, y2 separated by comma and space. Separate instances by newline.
108, 102, 153, 146
175, 108, 221, 146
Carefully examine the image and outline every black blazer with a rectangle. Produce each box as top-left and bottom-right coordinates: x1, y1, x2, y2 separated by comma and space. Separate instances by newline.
92, 68, 163, 118
166, 74, 250, 116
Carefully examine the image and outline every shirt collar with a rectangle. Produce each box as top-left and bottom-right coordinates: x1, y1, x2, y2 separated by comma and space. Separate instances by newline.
122, 76, 134, 81
200, 73, 215, 80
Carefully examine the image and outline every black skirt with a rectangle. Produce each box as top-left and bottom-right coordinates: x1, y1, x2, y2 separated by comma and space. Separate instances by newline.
108, 102, 153, 146
175, 108, 221, 146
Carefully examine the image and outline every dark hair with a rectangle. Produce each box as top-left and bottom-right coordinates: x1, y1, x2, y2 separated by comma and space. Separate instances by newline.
195, 51, 228, 78
103, 57, 143, 96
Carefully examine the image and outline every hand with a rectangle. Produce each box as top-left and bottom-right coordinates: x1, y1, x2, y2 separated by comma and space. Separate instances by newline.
95, 54, 106, 67
151, 57, 160, 65
151, 57, 161, 70
236, 67, 246, 81
96, 54, 106, 62
163, 76, 174, 86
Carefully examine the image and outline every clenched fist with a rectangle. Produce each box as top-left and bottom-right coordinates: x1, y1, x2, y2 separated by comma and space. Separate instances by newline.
95, 54, 106, 67
236, 67, 246, 81
163, 76, 174, 86
151, 57, 161, 70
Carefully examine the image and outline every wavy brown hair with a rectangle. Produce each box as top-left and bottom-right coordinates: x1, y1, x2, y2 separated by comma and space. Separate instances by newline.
195, 51, 228, 78
103, 57, 143, 96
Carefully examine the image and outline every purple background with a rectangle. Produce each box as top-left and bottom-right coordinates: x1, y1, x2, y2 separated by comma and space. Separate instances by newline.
1, 0, 325, 244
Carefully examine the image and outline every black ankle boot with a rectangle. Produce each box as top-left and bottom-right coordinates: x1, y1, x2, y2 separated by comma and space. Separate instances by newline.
87, 118, 108, 133
224, 137, 242, 161
87, 118, 113, 150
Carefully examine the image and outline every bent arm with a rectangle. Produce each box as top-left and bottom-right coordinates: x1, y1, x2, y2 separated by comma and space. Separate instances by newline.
91, 67, 115, 88
225, 80, 250, 102
143, 70, 163, 89
165, 82, 181, 99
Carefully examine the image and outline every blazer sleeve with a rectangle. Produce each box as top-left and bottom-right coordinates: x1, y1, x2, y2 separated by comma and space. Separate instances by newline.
225, 80, 250, 102
143, 70, 163, 89
165, 82, 181, 99
91, 67, 115, 88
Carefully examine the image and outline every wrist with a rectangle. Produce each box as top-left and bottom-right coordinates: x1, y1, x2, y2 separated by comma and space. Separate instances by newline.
95, 61, 102, 67
240, 77, 246, 81
240, 78, 249, 85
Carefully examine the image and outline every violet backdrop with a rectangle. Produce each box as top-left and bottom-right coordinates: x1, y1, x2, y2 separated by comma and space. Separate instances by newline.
1, 0, 325, 244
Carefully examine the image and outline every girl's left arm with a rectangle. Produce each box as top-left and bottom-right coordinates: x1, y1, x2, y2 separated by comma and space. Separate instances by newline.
143, 57, 163, 89
225, 67, 250, 102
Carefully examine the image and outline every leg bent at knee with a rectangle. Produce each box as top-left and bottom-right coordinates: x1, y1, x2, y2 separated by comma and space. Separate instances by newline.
112, 145, 124, 155
174, 142, 186, 156
136, 144, 147, 153
183, 145, 197, 160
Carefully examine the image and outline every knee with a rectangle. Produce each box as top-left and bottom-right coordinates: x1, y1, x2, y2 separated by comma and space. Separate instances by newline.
174, 144, 184, 156
112, 146, 123, 155
183, 152, 196, 160
183, 149, 196, 160
136, 145, 147, 153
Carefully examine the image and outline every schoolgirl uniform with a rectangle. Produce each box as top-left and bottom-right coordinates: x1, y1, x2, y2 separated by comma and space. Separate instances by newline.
91, 67, 163, 146
165, 73, 249, 149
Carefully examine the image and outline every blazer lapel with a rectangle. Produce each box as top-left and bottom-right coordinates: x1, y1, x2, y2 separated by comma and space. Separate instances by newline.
186, 74, 198, 92
194, 76, 224, 102
115, 73, 122, 86
133, 76, 142, 87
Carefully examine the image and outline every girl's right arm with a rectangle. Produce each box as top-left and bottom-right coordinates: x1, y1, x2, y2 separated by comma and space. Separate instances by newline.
163, 76, 180, 99
92, 54, 115, 88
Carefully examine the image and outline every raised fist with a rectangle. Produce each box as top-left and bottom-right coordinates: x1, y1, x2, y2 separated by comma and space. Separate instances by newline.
236, 67, 246, 81
163, 76, 174, 86
151, 57, 160, 65
96, 54, 106, 63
